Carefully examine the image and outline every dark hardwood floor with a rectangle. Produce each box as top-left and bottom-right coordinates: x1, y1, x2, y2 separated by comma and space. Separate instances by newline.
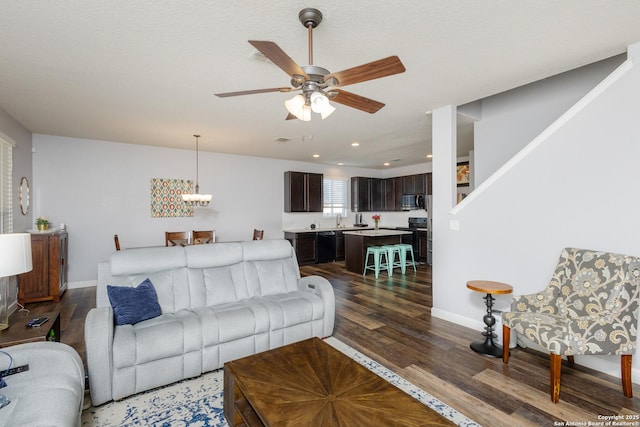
25, 261, 640, 426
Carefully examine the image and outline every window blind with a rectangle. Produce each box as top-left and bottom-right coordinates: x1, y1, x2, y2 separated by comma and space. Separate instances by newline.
323, 178, 347, 217
0, 139, 12, 233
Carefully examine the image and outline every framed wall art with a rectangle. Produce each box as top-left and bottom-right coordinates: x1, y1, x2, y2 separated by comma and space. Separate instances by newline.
456, 162, 470, 187
150, 178, 193, 217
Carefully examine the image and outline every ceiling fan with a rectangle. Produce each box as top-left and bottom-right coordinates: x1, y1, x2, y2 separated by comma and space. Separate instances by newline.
214, 8, 406, 121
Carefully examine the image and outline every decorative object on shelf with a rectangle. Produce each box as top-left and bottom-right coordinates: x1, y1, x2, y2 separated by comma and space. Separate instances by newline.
372, 214, 381, 231
181, 134, 212, 207
35, 217, 49, 231
150, 178, 193, 218
0, 233, 33, 330
19, 176, 30, 215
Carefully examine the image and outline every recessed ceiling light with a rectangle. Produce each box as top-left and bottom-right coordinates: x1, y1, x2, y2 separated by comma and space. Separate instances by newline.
313, 154, 320, 158
351, 142, 360, 147
383, 162, 390, 166
426, 154, 433, 158
338, 162, 344, 166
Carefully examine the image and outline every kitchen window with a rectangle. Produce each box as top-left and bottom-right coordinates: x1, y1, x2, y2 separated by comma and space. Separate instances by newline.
323, 177, 347, 217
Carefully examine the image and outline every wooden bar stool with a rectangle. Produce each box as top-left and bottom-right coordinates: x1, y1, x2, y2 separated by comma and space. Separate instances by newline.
363, 246, 389, 279
394, 243, 417, 274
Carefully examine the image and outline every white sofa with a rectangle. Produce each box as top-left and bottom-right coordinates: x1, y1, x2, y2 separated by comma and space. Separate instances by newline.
85, 239, 335, 406
0, 342, 85, 426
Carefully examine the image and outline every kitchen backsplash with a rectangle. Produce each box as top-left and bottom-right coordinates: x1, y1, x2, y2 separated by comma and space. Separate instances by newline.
282, 211, 419, 231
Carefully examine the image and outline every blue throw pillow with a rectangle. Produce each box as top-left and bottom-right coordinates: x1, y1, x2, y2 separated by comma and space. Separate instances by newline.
107, 278, 162, 325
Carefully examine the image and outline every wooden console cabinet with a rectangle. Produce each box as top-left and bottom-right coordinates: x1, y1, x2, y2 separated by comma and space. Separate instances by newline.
18, 230, 68, 304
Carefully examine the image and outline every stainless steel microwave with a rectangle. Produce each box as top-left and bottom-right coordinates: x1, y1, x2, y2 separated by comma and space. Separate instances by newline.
401, 194, 424, 210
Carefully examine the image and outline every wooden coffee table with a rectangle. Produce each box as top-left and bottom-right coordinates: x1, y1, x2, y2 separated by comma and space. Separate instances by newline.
223, 337, 455, 426
0, 310, 60, 348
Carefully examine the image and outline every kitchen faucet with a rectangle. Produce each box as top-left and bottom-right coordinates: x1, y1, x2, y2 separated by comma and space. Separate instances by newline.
336, 213, 342, 227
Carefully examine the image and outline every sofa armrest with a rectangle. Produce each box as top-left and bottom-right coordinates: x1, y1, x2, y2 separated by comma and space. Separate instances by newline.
84, 305, 115, 406
298, 275, 335, 337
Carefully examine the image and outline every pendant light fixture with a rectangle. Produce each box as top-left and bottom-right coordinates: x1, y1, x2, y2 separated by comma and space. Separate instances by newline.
182, 134, 212, 207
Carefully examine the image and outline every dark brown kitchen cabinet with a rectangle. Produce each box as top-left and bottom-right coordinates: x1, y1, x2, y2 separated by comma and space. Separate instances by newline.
418, 230, 429, 262
370, 178, 384, 211
385, 177, 403, 211
351, 177, 370, 212
284, 232, 317, 265
425, 173, 432, 195
403, 174, 426, 195
18, 231, 68, 304
284, 172, 323, 212
335, 231, 345, 261
351, 177, 385, 212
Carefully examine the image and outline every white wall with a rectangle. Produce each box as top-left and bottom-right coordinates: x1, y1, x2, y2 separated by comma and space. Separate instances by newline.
432, 44, 640, 380
474, 54, 625, 185
32, 134, 429, 284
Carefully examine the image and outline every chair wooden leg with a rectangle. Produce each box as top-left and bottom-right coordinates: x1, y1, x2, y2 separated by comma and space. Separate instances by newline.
622, 354, 633, 398
550, 353, 561, 403
567, 355, 575, 365
502, 325, 510, 363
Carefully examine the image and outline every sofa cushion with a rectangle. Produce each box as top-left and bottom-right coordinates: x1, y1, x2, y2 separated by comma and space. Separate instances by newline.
108, 278, 162, 325
111, 246, 186, 276
112, 310, 201, 368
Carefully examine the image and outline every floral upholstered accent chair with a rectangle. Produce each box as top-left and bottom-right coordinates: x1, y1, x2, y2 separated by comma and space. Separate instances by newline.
502, 248, 640, 403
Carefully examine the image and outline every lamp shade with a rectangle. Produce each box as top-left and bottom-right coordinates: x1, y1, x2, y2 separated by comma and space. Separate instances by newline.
0, 233, 33, 277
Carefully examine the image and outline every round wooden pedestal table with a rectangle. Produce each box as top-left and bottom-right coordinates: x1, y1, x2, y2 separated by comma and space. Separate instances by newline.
466, 280, 513, 358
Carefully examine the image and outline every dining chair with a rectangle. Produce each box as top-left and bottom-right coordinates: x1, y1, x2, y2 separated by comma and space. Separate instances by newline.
192, 230, 215, 245
165, 231, 191, 247
252, 229, 264, 240
114, 234, 121, 251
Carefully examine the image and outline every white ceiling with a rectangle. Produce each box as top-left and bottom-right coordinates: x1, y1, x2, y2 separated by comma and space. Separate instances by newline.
1, 1, 640, 169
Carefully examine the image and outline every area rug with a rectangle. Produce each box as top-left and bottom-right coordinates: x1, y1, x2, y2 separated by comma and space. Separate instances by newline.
81, 337, 480, 426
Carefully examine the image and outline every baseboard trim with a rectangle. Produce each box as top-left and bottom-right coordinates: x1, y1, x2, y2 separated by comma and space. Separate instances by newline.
68, 280, 96, 289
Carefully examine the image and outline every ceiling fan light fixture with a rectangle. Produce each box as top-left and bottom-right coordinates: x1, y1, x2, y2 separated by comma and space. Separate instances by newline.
320, 103, 335, 119
300, 104, 312, 121
310, 92, 328, 113
285, 94, 305, 119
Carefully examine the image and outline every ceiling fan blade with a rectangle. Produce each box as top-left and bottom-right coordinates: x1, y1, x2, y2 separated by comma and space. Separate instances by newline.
324, 56, 405, 87
249, 40, 309, 79
215, 87, 294, 98
330, 90, 385, 114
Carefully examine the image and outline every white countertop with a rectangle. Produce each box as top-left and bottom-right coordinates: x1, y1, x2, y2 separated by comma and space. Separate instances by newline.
283, 226, 373, 233
342, 229, 413, 237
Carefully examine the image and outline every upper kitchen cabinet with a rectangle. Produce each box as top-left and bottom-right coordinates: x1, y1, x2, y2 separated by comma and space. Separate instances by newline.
351, 176, 369, 212
284, 171, 323, 212
351, 177, 384, 212
385, 177, 403, 211
426, 173, 432, 195
403, 174, 425, 195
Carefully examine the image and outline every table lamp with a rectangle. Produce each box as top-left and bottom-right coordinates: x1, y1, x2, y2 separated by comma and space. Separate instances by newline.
0, 233, 33, 330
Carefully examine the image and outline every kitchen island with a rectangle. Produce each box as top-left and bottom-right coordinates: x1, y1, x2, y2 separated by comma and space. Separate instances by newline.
343, 229, 413, 274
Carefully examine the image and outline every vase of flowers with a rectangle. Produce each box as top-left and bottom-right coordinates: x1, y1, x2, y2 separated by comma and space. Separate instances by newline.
36, 217, 49, 231
372, 214, 381, 231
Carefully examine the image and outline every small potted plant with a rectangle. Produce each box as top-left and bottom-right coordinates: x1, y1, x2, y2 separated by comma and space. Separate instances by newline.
36, 217, 49, 231
371, 214, 381, 231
